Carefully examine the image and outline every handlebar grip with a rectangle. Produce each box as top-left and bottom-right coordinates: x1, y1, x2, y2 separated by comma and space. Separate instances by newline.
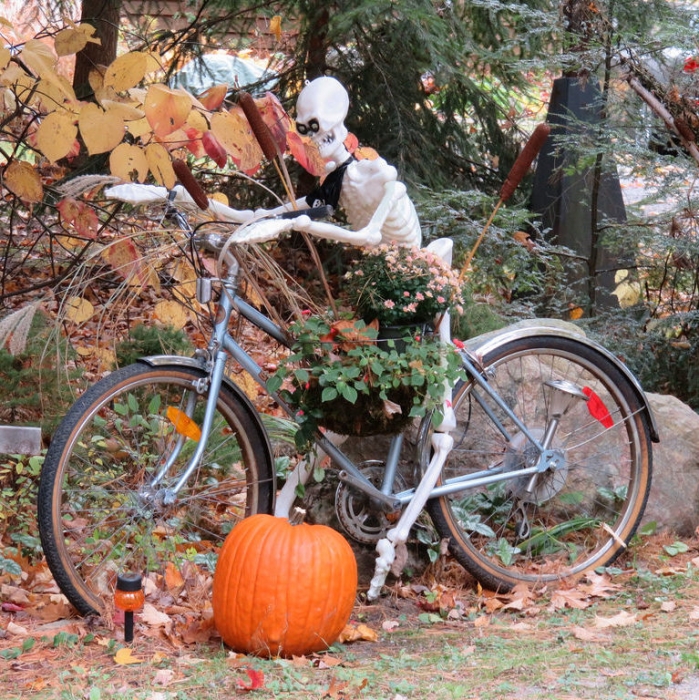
278, 205, 333, 220
172, 159, 209, 210
238, 92, 278, 162
499, 122, 551, 202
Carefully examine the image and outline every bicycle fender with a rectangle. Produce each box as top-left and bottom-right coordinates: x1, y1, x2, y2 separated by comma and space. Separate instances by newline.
462, 320, 660, 442
136, 354, 277, 460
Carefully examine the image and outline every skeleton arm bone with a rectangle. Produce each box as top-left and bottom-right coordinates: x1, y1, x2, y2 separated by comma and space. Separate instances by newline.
358, 180, 403, 244
286, 215, 383, 246
105, 183, 256, 223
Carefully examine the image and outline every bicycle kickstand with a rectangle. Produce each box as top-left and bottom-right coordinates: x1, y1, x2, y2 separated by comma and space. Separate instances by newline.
367, 431, 454, 600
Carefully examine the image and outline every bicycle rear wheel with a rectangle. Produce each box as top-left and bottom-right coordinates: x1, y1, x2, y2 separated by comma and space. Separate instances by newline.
38, 362, 275, 616
426, 336, 652, 591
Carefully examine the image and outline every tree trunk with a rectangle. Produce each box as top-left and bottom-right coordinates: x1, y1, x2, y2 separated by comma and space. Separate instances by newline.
73, 0, 122, 99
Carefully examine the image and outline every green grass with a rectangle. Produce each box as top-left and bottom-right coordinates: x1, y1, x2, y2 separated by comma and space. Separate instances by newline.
3, 535, 699, 699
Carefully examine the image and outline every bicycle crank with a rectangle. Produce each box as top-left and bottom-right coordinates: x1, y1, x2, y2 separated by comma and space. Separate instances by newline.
335, 463, 405, 544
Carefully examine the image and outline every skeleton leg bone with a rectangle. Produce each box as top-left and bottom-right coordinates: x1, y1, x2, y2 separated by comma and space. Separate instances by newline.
274, 432, 348, 519
366, 432, 454, 600
425, 238, 456, 432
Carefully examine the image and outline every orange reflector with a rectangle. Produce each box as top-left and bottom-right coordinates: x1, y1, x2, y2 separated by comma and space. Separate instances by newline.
166, 406, 202, 441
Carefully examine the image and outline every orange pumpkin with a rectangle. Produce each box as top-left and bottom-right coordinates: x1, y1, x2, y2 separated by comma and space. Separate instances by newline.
212, 514, 358, 658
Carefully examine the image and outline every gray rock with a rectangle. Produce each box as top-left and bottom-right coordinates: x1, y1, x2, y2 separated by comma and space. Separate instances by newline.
644, 393, 699, 535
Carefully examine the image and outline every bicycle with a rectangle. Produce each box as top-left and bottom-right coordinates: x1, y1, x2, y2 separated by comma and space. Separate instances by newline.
37, 182, 658, 617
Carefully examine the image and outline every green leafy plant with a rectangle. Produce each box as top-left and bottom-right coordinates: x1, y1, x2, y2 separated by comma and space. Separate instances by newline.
114, 323, 193, 368
343, 245, 466, 326
267, 315, 465, 450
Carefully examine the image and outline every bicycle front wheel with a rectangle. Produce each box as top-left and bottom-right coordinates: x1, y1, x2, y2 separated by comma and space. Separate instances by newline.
427, 336, 652, 591
38, 362, 275, 616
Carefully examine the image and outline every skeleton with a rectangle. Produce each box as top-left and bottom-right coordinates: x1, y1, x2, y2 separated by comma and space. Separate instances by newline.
106, 76, 457, 599
261, 77, 458, 599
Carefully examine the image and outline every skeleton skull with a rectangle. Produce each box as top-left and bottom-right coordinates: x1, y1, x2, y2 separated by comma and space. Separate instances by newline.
295, 77, 350, 164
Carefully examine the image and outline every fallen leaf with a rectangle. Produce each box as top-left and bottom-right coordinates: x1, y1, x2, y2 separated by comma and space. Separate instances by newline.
337, 623, 378, 643
64, 296, 94, 324
579, 572, 621, 598
154, 300, 189, 329
237, 667, 265, 691
164, 562, 185, 593
660, 601, 676, 613
324, 677, 349, 698
594, 611, 638, 628
114, 647, 144, 665
6, 621, 28, 636
501, 582, 535, 611
572, 625, 611, 642
153, 669, 176, 686
141, 602, 172, 628
550, 588, 591, 610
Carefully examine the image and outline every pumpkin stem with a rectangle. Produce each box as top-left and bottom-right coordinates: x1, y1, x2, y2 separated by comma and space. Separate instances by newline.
289, 507, 307, 525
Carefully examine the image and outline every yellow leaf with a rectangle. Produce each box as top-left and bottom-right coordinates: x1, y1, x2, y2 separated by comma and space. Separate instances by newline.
270, 15, 283, 42
88, 66, 105, 95
78, 102, 125, 155
144, 84, 192, 138
235, 371, 260, 402
54, 24, 100, 57
64, 296, 95, 324
337, 623, 379, 644
1, 64, 35, 104
168, 258, 199, 309
166, 406, 201, 441
20, 39, 57, 75
3, 161, 43, 202
35, 111, 77, 163
21, 40, 75, 103
35, 74, 77, 111
186, 109, 209, 132
211, 191, 228, 205
210, 108, 263, 172
114, 647, 143, 665
145, 142, 176, 188
109, 143, 149, 182
143, 52, 163, 75
125, 116, 152, 139
102, 99, 145, 121
153, 300, 189, 329
103, 51, 148, 93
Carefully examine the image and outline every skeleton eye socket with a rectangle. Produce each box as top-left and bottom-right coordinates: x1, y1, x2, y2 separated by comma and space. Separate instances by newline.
296, 119, 319, 136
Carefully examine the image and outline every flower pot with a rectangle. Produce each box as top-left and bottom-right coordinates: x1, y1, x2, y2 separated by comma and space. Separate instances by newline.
377, 323, 430, 354
297, 380, 420, 437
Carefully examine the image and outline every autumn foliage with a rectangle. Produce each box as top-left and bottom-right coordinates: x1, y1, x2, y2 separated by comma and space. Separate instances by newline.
0, 16, 328, 211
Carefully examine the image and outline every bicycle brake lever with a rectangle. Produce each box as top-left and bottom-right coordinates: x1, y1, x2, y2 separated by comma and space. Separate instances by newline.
277, 205, 333, 220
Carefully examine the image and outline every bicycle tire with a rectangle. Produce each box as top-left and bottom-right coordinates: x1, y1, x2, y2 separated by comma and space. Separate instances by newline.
426, 336, 652, 591
38, 362, 275, 616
